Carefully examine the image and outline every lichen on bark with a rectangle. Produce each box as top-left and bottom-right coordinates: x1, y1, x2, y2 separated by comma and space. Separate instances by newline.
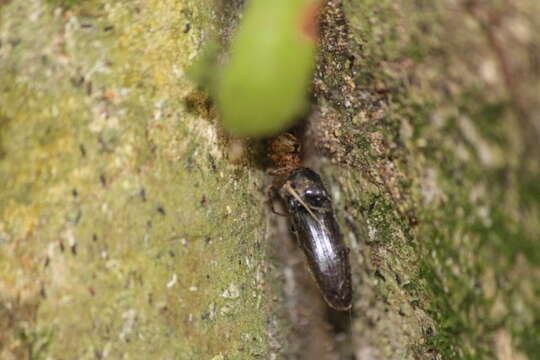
1, 0, 270, 359
309, 0, 540, 358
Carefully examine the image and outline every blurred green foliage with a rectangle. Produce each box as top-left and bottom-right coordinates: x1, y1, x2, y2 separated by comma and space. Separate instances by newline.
192, 0, 319, 137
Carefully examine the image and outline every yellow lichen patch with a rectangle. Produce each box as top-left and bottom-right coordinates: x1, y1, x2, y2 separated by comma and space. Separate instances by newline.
0, 201, 40, 243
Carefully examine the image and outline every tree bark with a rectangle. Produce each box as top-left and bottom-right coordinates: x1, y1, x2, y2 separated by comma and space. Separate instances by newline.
1, 0, 539, 359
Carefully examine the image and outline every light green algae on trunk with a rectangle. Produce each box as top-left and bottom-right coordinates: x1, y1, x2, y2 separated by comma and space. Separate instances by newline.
0, 0, 271, 359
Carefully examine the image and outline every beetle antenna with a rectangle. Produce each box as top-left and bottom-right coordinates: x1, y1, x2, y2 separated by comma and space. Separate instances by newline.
282, 182, 329, 232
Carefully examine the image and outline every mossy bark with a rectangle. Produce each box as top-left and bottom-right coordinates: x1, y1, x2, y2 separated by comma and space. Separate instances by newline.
1, 1, 269, 359
1, 0, 539, 359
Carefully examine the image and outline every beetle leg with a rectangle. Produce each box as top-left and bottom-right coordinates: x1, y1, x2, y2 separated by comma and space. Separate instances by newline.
265, 184, 288, 216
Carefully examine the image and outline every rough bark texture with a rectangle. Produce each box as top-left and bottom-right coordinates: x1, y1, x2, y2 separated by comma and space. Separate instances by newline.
1, 0, 539, 359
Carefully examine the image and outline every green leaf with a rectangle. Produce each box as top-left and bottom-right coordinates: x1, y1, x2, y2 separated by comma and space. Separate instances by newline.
217, 0, 319, 137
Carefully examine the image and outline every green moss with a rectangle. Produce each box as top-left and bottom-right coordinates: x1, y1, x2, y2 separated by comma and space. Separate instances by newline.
418, 145, 540, 358
321, 0, 540, 358
363, 193, 400, 245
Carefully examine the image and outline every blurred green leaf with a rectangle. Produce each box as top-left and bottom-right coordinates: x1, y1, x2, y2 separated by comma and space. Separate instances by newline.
188, 39, 221, 91
217, 0, 319, 137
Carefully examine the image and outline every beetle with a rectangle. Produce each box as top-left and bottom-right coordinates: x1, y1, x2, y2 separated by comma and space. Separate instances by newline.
279, 167, 352, 311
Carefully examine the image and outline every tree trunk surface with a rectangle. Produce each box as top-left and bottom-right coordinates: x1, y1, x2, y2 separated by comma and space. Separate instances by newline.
1, 0, 539, 359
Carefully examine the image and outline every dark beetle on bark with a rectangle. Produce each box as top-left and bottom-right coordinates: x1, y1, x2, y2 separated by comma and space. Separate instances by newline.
279, 167, 352, 311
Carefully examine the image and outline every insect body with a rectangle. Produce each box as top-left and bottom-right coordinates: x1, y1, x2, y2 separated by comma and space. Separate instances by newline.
279, 167, 352, 311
